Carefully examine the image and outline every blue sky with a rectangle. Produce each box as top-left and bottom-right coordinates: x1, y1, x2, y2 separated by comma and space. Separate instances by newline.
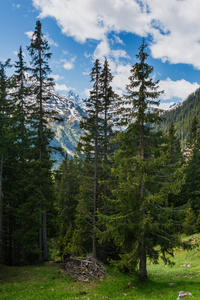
1, 0, 200, 109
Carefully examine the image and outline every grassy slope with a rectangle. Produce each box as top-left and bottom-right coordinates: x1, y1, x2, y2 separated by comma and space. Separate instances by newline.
0, 235, 200, 299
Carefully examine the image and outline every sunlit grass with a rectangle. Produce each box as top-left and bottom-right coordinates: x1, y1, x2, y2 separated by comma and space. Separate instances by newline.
0, 234, 200, 299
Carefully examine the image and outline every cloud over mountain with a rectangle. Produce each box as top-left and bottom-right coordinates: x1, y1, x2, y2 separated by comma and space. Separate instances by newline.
33, 0, 200, 69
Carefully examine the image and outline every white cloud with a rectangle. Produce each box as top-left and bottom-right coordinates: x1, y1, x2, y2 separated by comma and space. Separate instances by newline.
82, 71, 90, 76
84, 52, 92, 59
159, 102, 176, 111
52, 74, 63, 81
93, 39, 110, 61
12, 3, 21, 9
44, 33, 58, 47
63, 61, 74, 70
94, 38, 129, 62
112, 35, 124, 45
159, 78, 199, 101
55, 83, 70, 91
84, 88, 91, 97
145, 0, 200, 68
92, 38, 130, 93
32, 0, 149, 43
112, 63, 132, 95
61, 56, 76, 70
25, 31, 34, 39
32, 0, 200, 69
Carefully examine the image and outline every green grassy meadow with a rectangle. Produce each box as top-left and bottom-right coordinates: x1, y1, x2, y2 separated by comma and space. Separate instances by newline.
0, 235, 200, 300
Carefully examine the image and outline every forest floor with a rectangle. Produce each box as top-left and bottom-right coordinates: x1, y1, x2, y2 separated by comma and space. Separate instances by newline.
0, 234, 200, 300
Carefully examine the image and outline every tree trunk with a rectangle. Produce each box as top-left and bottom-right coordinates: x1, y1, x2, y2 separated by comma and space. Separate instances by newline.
39, 222, 43, 262
38, 49, 48, 262
139, 119, 148, 281
0, 156, 3, 264
139, 234, 148, 281
42, 210, 48, 261
93, 83, 99, 259
93, 117, 98, 260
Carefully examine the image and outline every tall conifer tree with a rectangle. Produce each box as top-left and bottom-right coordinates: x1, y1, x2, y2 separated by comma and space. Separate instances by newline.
100, 40, 186, 280
55, 153, 80, 256
10, 47, 41, 265
77, 59, 102, 259
27, 20, 56, 262
0, 60, 12, 264
75, 59, 118, 260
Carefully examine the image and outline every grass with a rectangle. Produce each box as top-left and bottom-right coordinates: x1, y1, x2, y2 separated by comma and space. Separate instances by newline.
1, 235, 200, 299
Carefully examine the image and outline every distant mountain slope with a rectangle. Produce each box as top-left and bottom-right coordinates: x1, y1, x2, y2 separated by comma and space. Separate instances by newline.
157, 87, 200, 150
47, 90, 85, 167
15, 73, 84, 168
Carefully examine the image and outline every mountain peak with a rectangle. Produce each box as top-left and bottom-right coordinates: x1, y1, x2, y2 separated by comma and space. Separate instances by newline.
66, 90, 84, 107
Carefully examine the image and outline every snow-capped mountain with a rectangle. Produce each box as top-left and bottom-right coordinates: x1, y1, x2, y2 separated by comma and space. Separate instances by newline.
47, 90, 84, 122
13, 73, 85, 167
46, 90, 85, 168
66, 90, 85, 108
168, 102, 182, 110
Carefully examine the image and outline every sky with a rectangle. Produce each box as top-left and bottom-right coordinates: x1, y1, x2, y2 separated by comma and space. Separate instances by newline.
1, 0, 200, 109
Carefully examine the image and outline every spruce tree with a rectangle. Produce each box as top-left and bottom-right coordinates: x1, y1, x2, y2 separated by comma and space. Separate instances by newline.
10, 47, 42, 265
100, 40, 186, 281
186, 115, 199, 155
27, 20, 56, 262
0, 60, 12, 264
55, 153, 80, 257
99, 58, 117, 164
76, 59, 102, 259
98, 59, 119, 262
75, 59, 118, 260
181, 117, 200, 233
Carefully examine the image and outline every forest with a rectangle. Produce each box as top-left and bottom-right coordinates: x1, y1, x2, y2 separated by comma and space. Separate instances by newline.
1, 20, 200, 283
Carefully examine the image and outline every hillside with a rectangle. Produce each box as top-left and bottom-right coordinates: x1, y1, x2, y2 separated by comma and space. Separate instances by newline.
47, 90, 85, 167
157, 87, 200, 149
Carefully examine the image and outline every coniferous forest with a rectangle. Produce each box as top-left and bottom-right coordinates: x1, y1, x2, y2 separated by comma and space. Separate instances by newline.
1, 21, 200, 282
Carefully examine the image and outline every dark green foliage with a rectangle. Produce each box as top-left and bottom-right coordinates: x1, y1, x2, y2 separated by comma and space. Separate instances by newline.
1, 25, 196, 277
76, 59, 103, 259
55, 153, 80, 257
0, 59, 16, 265
180, 117, 200, 234
156, 88, 200, 150
0, 21, 61, 266
74, 59, 118, 260
27, 20, 60, 262
99, 40, 185, 281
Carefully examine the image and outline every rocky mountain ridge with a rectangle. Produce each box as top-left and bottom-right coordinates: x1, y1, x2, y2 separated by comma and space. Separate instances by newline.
47, 90, 85, 167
